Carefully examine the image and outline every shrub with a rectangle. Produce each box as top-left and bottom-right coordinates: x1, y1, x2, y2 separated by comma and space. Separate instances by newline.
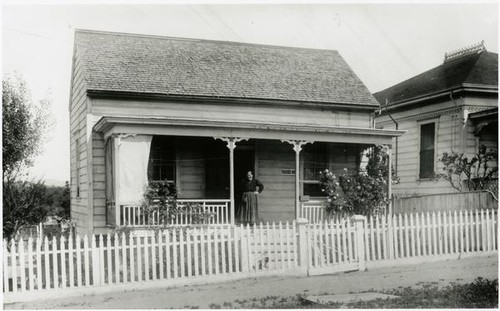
319, 145, 392, 216
439, 145, 498, 192
141, 181, 215, 227
3, 175, 48, 241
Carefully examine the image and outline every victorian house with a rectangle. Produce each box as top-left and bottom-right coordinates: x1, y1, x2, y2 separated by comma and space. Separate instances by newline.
70, 29, 403, 234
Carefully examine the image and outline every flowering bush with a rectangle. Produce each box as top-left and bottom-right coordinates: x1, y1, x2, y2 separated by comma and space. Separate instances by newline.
320, 169, 387, 216
438, 145, 498, 192
319, 145, 391, 216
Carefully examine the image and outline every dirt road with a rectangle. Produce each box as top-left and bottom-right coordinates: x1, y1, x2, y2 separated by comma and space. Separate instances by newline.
5, 255, 497, 309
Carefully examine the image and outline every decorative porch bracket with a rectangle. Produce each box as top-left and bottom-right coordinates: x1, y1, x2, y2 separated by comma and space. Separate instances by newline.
214, 137, 249, 225
281, 140, 313, 219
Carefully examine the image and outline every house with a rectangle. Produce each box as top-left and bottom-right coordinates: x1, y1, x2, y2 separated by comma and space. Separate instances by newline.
374, 42, 498, 197
69, 29, 404, 235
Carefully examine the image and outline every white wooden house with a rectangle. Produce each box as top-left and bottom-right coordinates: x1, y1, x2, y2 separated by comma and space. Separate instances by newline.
374, 42, 498, 197
69, 29, 403, 235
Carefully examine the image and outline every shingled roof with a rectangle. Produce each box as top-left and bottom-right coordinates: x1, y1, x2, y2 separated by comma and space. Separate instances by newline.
74, 29, 379, 107
374, 50, 498, 106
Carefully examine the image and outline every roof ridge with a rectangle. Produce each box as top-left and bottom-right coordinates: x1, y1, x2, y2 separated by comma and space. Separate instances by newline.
74, 28, 340, 54
444, 40, 486, 63
374, 52, 485, 98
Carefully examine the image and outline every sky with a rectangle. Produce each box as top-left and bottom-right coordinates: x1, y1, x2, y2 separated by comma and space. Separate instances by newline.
2, 2, 498, 184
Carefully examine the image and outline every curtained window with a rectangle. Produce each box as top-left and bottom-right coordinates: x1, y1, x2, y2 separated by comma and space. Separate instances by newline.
303, 142, 328, 197
148, 136, 176, 182
419, 122, 436, 179
116, 135, 153, 204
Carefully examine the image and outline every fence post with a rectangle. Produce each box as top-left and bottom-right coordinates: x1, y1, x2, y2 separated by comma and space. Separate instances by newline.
239, 225, 250, 274
351, 215, 366, 271
296, 218, 309, 274
387, 214, 395, 259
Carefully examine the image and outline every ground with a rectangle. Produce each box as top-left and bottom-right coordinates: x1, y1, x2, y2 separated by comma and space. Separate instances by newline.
5, 255, 498, 309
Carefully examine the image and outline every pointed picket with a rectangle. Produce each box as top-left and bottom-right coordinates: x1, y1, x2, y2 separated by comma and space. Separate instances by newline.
83, 236, 90, 287
27, 237, 34, 291
200, 227, 207, 276
18, 239, 26, 291
3, 242, 10, 292
68, 236, 75, 288
60, 236, 67, 289
436, 211, 442, 255
221, 227, 227, 274
11, 240, 18, 292
51, 236, 58, 289
36, 237, 43, 290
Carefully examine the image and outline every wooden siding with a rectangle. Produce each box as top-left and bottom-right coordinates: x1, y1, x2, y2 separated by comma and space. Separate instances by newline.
375, 97, 497, 196
91, 98, 371, 129
92, 131, 106, 230
393, 191, 498, 214
69, 49, 90, 235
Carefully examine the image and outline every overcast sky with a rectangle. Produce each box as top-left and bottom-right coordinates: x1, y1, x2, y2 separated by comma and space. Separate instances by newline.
3, 2, 498, 183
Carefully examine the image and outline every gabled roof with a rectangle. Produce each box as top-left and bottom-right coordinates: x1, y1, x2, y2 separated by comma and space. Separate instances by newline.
73, 29, 379, 107
374, 50, 498, 107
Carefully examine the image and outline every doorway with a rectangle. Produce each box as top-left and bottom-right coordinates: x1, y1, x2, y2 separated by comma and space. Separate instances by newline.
234, 141, 255, 216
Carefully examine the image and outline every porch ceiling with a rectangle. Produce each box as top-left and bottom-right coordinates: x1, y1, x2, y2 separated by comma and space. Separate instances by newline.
94, 116, 405, 145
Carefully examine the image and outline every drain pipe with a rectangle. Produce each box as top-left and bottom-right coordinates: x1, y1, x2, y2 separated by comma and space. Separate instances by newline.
382, 99, 398, 176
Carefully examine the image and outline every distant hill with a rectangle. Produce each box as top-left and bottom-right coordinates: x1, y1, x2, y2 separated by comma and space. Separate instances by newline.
44, 179, 67, 187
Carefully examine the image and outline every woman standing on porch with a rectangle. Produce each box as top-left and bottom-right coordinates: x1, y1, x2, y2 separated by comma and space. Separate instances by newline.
239, 171, 264, 225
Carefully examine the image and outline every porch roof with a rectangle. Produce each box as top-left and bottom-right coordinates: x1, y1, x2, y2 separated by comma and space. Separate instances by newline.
94, 116, 405, 145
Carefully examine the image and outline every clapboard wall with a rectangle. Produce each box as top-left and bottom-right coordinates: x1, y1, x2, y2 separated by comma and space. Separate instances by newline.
376, 97, 497, 197
69, 48, 91, 235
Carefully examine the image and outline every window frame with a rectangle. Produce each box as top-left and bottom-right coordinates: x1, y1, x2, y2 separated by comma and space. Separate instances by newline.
417, 118, 439, 180
148, 136, 176, 183
302, 142, 329, 197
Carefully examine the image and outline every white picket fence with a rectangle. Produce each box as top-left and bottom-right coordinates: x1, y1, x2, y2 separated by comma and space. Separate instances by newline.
3, 209, 497, 303
362, 209, 498, 266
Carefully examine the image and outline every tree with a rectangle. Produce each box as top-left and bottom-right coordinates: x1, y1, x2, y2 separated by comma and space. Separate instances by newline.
41, 182, 71, 219
2, 75, 53, 240
3, 75, 52, 177
439, 145, 498, 192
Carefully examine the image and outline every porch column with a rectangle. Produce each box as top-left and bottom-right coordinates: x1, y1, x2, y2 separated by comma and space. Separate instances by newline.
282, 140, 313, 219
215, 137, 248, 225
113, 136, 120, 226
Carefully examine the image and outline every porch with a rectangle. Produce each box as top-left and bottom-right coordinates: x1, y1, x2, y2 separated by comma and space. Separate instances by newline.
95, 116, 403, 228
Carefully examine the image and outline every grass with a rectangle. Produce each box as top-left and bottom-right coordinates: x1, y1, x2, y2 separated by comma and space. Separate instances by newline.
202, 277, 498, 309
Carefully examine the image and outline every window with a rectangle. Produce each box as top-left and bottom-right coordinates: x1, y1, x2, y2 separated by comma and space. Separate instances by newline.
148, 136, 176, 182
419, 122, 436, 179
303, 143, 328, 197
205, 140, 229, 198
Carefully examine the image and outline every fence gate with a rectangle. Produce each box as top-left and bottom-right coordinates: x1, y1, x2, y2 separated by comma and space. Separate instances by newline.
306, 216, 365, 276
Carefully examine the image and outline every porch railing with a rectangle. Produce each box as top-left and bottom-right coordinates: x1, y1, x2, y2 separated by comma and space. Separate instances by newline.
116, 199, 231, 227
300, 199, 328, 223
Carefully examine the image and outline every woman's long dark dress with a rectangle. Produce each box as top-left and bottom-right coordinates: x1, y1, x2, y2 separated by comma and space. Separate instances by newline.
239, 179, 264, 224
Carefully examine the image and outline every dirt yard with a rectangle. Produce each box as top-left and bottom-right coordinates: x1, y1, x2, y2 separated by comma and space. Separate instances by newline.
5, 255, 497, 309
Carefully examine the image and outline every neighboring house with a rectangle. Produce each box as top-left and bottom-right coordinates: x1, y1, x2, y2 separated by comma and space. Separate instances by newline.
374, 42, 498, 197
69, 29, 403, 235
